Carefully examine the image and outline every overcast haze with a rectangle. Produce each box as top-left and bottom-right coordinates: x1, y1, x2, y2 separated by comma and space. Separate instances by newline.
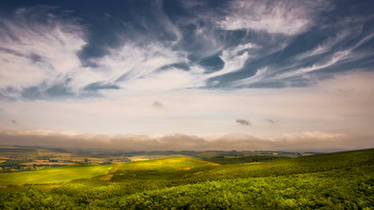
0, 0, 373, 151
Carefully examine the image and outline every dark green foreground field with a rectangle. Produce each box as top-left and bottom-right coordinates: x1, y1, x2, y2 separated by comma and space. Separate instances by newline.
0, 149, 373, 209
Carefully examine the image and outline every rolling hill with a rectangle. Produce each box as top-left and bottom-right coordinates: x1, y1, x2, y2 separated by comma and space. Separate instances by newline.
0, 149, 373, 209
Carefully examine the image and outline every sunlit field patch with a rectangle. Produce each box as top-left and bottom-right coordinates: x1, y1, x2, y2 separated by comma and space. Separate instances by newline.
0, 164, 112, 186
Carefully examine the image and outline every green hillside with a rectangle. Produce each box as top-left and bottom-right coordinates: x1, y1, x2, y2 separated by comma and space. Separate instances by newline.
0, 149, 373, 209
0, 164, 112, 186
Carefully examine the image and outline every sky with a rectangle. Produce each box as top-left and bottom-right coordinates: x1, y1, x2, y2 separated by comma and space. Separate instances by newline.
0, 0, 373, 151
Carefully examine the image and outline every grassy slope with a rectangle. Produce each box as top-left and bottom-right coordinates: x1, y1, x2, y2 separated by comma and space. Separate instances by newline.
0, 149, 373, 209
0, 164, 112, 185
116, 166, 374, 209
110, 156, 218, 179
117, 156, 218, 170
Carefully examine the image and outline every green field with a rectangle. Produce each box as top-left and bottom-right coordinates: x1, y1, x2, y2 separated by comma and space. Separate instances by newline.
0, 165, 112, 186
0, 149, 373, 209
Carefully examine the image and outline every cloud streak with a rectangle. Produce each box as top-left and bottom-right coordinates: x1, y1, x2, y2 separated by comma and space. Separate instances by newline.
218, 0, 332, 35
0, 130, 372, 152
0, 7, 85, 98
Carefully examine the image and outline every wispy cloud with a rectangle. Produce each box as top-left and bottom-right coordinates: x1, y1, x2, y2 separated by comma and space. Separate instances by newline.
0, 7, 85, 97
0, 10, 201, 98
278, 50, 351, 79
277, 33, 374, 79
205, 43, 257, 79
218, 0, 332, 35
295, 30, 351, 60
232, 67, 269, 87
79, 43, 188, 90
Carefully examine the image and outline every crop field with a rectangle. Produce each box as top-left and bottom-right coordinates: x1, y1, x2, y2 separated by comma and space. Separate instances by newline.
0, 149, 373, 209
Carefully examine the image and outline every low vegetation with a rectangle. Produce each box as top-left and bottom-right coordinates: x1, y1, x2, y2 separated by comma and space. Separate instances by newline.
0, 148, 373, 209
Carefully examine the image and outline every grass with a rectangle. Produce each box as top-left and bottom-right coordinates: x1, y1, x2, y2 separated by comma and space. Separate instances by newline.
107, 156, 218, 181
0, 149, 373, 209
115, 156, 217, 172
0, 164, 112, 186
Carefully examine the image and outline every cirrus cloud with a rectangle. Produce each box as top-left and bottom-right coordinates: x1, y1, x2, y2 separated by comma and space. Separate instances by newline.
218, 0, 332, 35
